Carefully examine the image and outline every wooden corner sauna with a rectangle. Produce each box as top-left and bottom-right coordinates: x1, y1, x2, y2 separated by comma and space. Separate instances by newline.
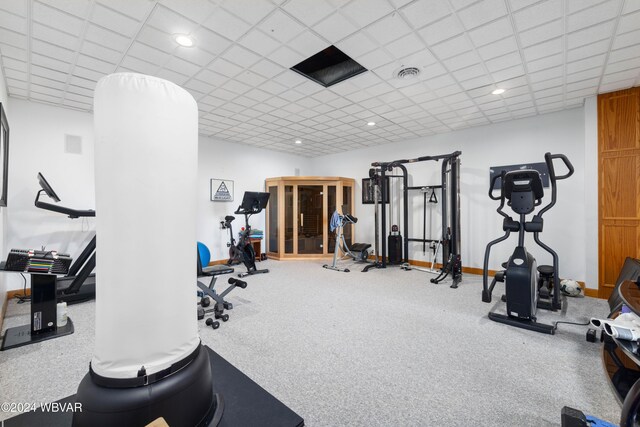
265, 177, 356, 260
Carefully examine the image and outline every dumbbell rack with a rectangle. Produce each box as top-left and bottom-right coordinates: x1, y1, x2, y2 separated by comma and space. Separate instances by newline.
1, 250, 75, 351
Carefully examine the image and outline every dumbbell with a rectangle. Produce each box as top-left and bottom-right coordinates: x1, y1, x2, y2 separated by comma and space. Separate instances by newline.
205, 318, 220, 330
228, 278, 247, 289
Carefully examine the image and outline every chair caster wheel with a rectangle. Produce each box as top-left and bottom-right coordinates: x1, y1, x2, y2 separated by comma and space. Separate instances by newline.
205, 318, 220, 330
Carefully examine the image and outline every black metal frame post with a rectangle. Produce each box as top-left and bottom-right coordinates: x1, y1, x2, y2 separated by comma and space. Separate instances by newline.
369, 151, 462, 287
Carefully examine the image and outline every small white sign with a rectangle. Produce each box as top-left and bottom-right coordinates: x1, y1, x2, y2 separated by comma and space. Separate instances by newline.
210, 179, 234, 202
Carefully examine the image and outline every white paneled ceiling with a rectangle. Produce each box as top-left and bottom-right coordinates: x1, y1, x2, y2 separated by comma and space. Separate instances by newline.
1, 0, 639, 157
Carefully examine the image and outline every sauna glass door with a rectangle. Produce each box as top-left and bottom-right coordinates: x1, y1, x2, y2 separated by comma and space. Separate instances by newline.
298, 185, 323, 254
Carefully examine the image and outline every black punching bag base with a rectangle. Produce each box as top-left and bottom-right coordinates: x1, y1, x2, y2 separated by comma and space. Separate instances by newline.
73, 343, 222, 427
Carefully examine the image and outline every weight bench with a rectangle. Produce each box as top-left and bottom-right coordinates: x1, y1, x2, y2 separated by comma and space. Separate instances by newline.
197, 251, 247, 326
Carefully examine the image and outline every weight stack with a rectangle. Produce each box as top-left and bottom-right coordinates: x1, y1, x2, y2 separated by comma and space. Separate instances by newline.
388, 234, 403, 265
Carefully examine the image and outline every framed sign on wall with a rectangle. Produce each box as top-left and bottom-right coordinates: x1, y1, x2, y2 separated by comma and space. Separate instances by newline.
210, 179, 234, 202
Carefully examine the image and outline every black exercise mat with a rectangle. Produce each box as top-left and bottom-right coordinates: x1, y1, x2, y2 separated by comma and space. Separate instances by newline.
4, 346, 304, 427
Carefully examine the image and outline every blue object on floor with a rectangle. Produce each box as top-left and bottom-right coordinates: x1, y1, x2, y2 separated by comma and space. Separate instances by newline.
586, 415, 617, 427
197, 242, 210, 268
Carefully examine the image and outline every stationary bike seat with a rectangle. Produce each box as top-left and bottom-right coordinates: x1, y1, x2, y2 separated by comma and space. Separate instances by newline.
344, 214, 358, 223
225, 215, 235, 222
537, 265, 554, 276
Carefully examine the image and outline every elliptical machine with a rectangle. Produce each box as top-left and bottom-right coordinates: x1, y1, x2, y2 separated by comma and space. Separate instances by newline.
227, 191, 270, 278
482, 152, 574, 334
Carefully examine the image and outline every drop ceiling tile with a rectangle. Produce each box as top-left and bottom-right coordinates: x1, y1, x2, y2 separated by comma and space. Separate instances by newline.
443, 50, 482, 71
567, 39, 610, 62
531, 76, 563, 91
76, 54, 115, 74
287, 30, 329, 57
566, 66, 603, 82
366, 12, 412, 45
31, 39, 75, 63
618, 9, 640, 34
565, 77, 600, 92
418, 15, 465, 46
190, 28, 232, 56
64, 91, 93, 104
606, 56, 640, 74
477, 36, 519, 61
0, 0, 28, 16
526, 53, 564, 72
148, 4, 200, 35
85, 24, 130, 52
567, 54, 606, 74
385, 32, 426, 60
260, 80, 288, 95
220, 0, 274, 25
357, 48, 394, 70
73, 65, 106, 82
209, 57, 243, 78
485, 51, 522, 72
335, 32, 378, 58
341, 0, 394, 28
3, 67, 27, 81
97, 0, 154, 21
312, 12, 358, 43
599, 79, 636, 93
6, 77, 28, 90
31, 90, 62, 103
567, 21, 615, 49
457, 0, 508, 30
513, 1, 562, 32
32, 23, 79, 51
238, 29, 281, 56
452, 63, 486, 81
69, 75, 98, 90
91, 3, 140, 38
32, 64, 68, 82
128, 42, 171, 66
523, 37, 563, 62
0, 43, 27, 61
0, 9, 27, 32
400, 0, 451, 30
184, 78, 215, 94
205, 7, 251, 41
222, 45, 261, 69
467, 17, 513, 48
613, 29, 640, 50
431, 34, 473, 59
164, 56, 200, 76
137, 26, 175, 53
236, 70, 268, 87
609, 44, 640, 63
519, 19, 563, 47
602, 68, 640, 84
282, 0, 335, 27
120, 56, 160, 76
81, 41, 122, 64
567, 0, 620, 32
259, 10, 305, 43
269, 45, 305, 69
30, 74, 66, 90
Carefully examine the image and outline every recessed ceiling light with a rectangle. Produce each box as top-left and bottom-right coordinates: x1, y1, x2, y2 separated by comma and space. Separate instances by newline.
367, 121, 376, 126
174, 34, 194, 47
492, 88, 505, 95
295, 140, 302, 144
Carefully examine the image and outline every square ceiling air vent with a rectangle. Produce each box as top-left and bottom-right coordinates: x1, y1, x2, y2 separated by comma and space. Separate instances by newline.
290, 45, 367, 88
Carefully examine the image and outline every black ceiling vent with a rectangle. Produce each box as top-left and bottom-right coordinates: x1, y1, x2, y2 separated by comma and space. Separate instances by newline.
290, 45, 367, 87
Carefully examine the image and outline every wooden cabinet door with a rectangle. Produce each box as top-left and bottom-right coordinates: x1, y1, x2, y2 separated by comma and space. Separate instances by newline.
598, 88, 640, 299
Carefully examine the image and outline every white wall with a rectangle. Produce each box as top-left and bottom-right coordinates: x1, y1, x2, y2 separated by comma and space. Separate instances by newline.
4, 99, 310, 291
3, 98, 601, 290
310, 107, 596, 287
0, 63, 8, 308
197, 137, 311, 262
4, 99, 96, 292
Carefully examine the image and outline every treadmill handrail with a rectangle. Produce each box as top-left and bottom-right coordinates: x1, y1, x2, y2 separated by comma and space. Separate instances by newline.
35, 190, 95, 219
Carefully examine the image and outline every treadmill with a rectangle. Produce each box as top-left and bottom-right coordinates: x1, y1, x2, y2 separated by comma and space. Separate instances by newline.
34, 173, 96, 304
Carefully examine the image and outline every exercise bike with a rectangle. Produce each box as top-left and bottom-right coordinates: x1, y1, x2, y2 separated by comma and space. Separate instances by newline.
482, 152, 574, 334
227, 191, 270, 278
323, 210, 371, 273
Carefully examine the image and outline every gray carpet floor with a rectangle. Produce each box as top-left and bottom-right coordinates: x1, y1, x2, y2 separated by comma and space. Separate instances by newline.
0, 260, 621, 426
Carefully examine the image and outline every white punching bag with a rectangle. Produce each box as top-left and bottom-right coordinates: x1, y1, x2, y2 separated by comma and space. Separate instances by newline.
91, 73, 200, 378
74, 74, 219, 427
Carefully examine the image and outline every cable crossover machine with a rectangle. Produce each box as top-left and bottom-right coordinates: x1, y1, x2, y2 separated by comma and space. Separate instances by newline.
364, 151, 462, 288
